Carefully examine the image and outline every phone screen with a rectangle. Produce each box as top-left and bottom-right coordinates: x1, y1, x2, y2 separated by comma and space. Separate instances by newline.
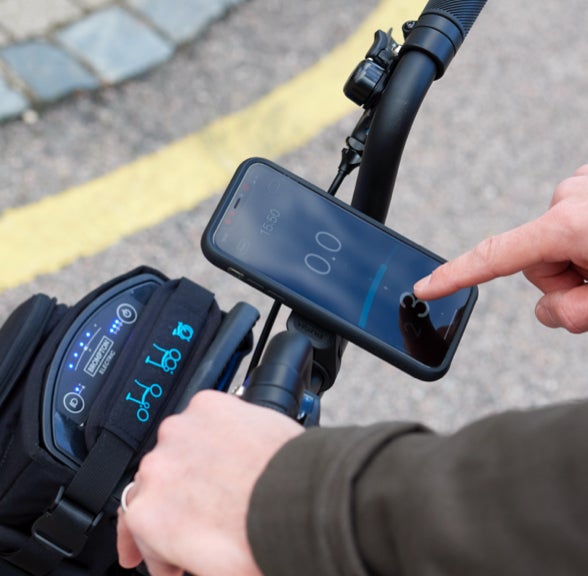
204, 160, 476, 379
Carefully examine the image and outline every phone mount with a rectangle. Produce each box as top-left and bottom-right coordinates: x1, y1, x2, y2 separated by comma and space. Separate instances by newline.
243, 0, 487, 421
242, 26, 408, 418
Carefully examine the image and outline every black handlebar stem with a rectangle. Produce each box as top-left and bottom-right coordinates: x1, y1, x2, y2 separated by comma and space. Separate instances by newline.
242, 332, 313, 419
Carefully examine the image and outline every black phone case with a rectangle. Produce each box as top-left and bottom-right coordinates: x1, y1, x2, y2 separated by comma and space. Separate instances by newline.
201, 157, 478, 381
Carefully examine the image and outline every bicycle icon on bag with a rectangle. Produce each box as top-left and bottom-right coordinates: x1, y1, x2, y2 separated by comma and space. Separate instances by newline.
125, 379, 163, 422
144, 343, 182, 374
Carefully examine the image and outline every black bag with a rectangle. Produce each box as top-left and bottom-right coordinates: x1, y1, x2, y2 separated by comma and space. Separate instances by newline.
0, 267, 258, 576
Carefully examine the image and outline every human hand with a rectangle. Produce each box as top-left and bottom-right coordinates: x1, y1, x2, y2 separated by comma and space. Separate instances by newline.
116, 390, 303, 576
414, 165, 588, 333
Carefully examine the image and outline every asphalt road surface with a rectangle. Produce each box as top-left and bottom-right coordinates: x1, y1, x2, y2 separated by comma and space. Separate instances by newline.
1, 0, 587, 433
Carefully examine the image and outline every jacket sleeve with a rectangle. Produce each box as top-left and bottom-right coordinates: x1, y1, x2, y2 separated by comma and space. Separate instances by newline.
247, 400, 588, 576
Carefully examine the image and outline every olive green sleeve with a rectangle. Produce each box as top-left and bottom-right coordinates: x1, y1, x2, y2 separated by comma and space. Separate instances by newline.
247, 401, 588, 575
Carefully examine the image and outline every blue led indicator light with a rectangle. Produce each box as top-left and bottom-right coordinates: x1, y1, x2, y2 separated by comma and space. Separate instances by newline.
69, 363, 74, 370
85, 332, 91, 338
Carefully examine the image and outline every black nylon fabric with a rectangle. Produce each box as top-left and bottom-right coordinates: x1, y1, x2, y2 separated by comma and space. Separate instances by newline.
0, 267, 227, 575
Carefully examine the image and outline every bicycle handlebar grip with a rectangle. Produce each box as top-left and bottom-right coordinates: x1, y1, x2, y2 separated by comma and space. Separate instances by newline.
242, 331, 313, 420
402, 0, 487, 77
422, 0, 487, 37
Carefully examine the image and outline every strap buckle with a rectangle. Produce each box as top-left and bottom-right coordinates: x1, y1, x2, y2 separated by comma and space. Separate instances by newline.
31, 487, 103, 558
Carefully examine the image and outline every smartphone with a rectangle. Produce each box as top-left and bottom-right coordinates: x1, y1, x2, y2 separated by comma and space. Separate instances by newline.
202, 158, 477, 380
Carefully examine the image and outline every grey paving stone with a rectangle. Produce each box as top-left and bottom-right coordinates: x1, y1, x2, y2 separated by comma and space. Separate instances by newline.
57, 7, 174, 84
0, 73, 28, 120
72, 0, 112, 8
1, 40, 99, 102
0, 0, 81, 40
126, 0, 229, 44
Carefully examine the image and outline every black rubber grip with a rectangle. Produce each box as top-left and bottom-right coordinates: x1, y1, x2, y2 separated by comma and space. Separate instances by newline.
421, 0, 487, 37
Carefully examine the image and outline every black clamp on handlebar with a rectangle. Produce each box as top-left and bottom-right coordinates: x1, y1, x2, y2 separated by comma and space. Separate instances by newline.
402, 0, 487, 78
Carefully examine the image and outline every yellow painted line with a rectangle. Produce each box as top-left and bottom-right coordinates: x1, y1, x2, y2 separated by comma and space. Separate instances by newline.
0, 0, 424, 291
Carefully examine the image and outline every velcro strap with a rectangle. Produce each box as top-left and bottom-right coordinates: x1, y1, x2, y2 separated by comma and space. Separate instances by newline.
100, 277, 219, 450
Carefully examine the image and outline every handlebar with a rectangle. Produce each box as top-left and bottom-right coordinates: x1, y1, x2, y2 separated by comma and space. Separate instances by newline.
424, 0, 487, 37
352, 0, 487, 221
351, 50, 437, 221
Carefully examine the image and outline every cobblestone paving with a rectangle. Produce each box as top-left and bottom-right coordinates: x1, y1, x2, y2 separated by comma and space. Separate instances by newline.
0, 0, 246, 122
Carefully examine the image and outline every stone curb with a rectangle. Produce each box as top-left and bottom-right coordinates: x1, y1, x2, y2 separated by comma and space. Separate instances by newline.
0, 0, 246, 124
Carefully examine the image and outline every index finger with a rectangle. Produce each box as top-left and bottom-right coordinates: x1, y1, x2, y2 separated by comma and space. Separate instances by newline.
414, 214, 563, 300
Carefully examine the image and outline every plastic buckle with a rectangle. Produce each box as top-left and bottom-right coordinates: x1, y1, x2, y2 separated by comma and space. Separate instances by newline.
31, 487, 103, 558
